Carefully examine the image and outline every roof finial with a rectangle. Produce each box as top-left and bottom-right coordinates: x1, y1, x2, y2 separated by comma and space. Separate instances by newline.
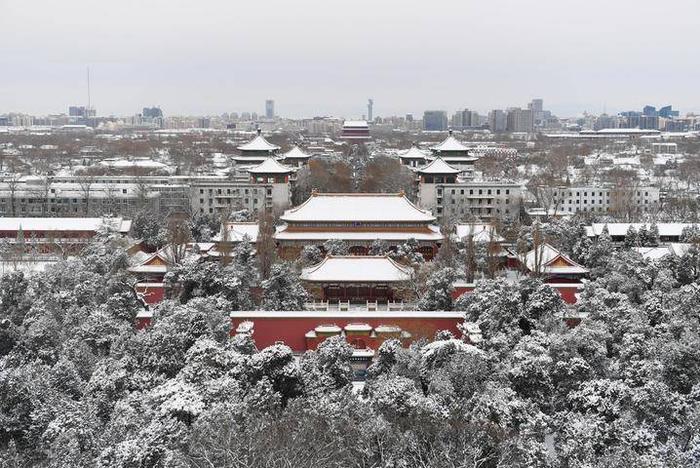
311, 188, 318, 196
448, 128, 453, 136
256, 127, 262, 136
398, 189, 405, 197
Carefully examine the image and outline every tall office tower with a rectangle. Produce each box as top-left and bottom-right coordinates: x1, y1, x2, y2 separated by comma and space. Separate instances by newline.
265, 100, 275, 119
659, 105, 679, 118
643, 105, 658, 117
451, 111, 464, 129
423, 110, 448, 131
69, 106, 86, 117
367, 99, 373, 122
528, 99, 543, 113
506, 108, 534, 132
488, 109, 507, 132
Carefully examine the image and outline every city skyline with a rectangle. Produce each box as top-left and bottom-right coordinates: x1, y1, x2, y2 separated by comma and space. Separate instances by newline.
2, 0, 699, 118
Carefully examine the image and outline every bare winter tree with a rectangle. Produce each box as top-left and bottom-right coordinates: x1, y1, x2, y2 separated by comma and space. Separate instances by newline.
256, 209, 277, 280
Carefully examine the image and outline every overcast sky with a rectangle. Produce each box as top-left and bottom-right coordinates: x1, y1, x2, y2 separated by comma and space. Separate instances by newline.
1, 0, 698, 119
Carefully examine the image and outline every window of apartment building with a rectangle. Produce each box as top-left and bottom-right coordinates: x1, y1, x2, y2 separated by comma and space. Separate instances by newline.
496, 189, 500, 195
469, 189, 473, 195
451, 189, 455, 195
437, 188, 442, 195
460, 189, 464, 195
478, 189, 483, 195
487, 189, 492, 195
505, 189, 510, 195
122, 189, 127, 194
200, 189, 204, 194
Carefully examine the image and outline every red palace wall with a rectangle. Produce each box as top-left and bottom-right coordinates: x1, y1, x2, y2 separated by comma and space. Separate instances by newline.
230, 314, 463, 352
135, 283, 165, 305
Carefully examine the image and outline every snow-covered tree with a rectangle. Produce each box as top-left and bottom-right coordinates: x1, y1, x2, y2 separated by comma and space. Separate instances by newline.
417, 267, 458, 311
260, 263, 309, 310
322, 239, 349, 256
299, 245, 323, 266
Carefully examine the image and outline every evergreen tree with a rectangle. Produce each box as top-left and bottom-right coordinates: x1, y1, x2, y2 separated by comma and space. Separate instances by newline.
624, 225, 638, 248
261, 263, 310, 310
417, 267, 459, 311
322, 239, 349, 256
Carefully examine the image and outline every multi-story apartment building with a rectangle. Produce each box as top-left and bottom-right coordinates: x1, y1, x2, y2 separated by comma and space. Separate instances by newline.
0, 168, 293, 218
543, 186, 661, 215
415, 158, 522, 223
0, 178, 159, 217
506, 108, 534, 133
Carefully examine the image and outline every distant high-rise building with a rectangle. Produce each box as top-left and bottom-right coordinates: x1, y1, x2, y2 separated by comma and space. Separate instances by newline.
528, 99, 543, 113
143, 107, 163, 119
265, 100, 275, 119
639, 115, 659, 130
69, 106, 86, 117
423, 110, 448, 131
659, 105, 679, 118
506, 108, 534, 132
367, 99, 373, 122
643, 105, 658, 117
488, 110, 507, 132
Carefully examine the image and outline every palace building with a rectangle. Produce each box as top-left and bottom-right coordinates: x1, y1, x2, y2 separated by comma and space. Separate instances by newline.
233, 129, 281, 165
274, 192, 444, 260
300, 255, 414, 304
277, 145, 312, 168
340, 120, 370, 141
428, 130, 479, 171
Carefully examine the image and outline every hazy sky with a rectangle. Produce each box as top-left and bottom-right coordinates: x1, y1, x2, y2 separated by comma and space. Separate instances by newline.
1, 0, 698, 118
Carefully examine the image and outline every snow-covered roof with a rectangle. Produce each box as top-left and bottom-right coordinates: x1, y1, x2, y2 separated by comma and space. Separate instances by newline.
399, 146, 429, 160
586, 223, 696, 238
274, 226, 444, 242
634, 243, 692, 260
301, 255, 413, 283
219, 222, 259, 243
416, 157, 460, 175
280, 193, 436, 223
279, 145, 311, 160
524, 243, 589, 275
374, 325, 402, 333
0, 217, 131, 233
344, 323, 373, 332
454, 223, 504, 243
315, 324, 342, 333
237, 133, 280, 152
99, 158, 169, 170
247, 158, 295, 174
342, 120, 368, 128
430, 134, 470, 153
